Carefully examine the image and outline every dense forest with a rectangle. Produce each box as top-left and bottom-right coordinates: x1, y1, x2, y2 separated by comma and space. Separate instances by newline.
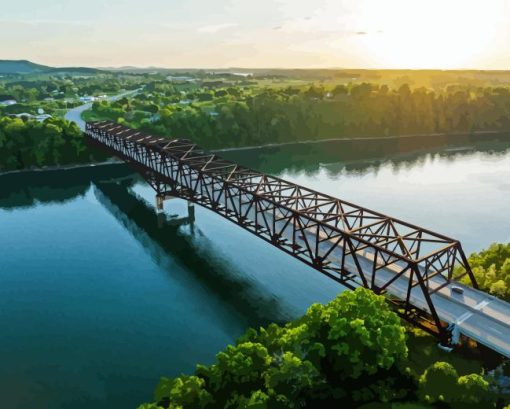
90, 82, 510, 149
138, 288, 508, 409
0, 117, 92, 171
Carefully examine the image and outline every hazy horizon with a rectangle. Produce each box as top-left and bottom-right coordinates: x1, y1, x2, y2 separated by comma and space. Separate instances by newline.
2, 0, 510, 70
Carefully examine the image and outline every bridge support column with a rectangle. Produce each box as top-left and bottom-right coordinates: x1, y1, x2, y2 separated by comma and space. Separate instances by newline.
156, 194, 164, 211
156, 193, 177, 212
187, 201, 195, 223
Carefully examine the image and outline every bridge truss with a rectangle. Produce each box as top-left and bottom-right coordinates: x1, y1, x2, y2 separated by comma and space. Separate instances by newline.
85, 121, 478, 343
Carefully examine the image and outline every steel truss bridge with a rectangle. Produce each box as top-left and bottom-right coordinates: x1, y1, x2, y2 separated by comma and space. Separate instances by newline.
85, 121, 510, 357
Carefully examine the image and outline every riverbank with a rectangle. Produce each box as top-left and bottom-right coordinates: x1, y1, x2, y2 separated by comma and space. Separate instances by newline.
2, 129, 510, 177
211, 129, 508, 153
0, 159, 122, 177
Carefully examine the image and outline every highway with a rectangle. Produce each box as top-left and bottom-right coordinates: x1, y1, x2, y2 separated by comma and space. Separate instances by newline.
64, 89, 140, 131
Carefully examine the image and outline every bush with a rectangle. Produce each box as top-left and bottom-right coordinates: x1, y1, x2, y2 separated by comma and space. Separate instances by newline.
419, 362, 495, 408
418, 361, 459, 403
455, 373, 491, 405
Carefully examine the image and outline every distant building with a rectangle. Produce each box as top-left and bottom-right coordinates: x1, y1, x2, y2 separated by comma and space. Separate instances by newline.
79, 96, 96, 103
8, 113, 52, 122
232, 72, 253, 78
9, 113, 33, 119
167, 75, 196, 82
0, 99, 17, 106
35, 114, 52, 122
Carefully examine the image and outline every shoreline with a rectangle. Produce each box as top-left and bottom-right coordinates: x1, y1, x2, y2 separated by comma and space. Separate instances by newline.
1, 129, 509, 177
0, 160, 123, 177
210, 129, 508, 153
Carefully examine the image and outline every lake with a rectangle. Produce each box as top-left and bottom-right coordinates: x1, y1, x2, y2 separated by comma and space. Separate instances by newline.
1, 134, 510, 408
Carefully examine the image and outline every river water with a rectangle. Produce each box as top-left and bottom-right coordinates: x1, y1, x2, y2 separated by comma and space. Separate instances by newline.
1, 134, 509, 409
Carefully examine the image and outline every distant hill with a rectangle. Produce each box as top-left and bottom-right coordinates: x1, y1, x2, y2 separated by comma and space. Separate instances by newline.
0, 60, 103, 75
0, 60, 50, 74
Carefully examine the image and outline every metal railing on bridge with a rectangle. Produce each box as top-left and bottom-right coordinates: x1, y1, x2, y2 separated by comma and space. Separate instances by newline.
85, 120, 479, 344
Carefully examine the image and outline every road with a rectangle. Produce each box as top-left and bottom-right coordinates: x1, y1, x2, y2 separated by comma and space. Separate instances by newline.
64, 89, 140, 131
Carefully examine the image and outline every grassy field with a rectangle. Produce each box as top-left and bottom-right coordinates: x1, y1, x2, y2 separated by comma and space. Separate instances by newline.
81, 109, 107, 123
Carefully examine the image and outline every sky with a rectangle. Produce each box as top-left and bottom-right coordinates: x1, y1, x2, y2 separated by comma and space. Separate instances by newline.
1, 0, 510, 69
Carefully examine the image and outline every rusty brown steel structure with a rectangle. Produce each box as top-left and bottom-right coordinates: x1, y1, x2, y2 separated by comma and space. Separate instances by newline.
85, 120, 478, 344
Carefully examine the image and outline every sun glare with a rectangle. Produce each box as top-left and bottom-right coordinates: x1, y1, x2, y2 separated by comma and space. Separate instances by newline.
349, 0, 508, 69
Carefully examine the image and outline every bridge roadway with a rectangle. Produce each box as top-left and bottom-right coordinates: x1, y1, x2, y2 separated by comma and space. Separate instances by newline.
271, 211, 510, 357
85, 121, 510, 357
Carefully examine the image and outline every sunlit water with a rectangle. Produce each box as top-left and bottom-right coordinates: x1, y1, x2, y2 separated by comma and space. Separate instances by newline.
1, 134, 509, 408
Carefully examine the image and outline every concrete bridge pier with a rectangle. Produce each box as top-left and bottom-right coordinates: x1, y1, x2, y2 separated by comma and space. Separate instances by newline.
156, 193, 174, 212
155, 193, 195, 228
187, 200, 195, 223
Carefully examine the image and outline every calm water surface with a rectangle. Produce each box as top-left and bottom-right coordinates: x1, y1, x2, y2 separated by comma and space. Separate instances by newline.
1, 135, 510, 409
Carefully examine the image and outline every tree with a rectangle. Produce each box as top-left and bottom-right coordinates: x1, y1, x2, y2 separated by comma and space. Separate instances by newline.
461, 243, 510, 301
316, 288, 408, 379
196, 341, 271, 405
418, 361, 458, 403
264, 351, 321, 406
155, 375, 213, 408
454, 373, 492, 406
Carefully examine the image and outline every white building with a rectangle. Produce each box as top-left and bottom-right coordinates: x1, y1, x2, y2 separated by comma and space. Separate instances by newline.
35, 114, 52, 122
0, 99, 17, 106
79, 96, 96, 103
9, 113, 52, 122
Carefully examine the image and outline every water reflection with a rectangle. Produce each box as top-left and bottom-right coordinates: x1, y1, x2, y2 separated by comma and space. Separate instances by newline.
93, 179, 291, 327
2, 134, 509, 211
0, 164, 132, 209
221, 133, 510, 178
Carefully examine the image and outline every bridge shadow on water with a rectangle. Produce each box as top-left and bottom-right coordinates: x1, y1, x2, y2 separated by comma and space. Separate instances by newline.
93, 178, 293, 328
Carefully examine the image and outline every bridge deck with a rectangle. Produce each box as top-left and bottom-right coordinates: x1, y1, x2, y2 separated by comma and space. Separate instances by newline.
85, 121, 510, 357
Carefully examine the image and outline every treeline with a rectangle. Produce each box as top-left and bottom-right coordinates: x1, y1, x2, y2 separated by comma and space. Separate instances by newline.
0, 117, 94, 171
91, 83, 510, 149
138, 288, 508, 409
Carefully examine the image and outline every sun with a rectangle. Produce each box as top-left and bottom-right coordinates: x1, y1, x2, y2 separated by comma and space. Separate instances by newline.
351, 0, 508, 69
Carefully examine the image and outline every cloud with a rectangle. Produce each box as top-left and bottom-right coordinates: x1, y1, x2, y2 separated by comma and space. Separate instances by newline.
197, 23, 238, 34
0, 18, 92, 27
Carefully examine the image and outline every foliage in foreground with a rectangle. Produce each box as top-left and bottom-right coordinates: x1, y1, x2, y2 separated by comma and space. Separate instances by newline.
139, 288, 501, 409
